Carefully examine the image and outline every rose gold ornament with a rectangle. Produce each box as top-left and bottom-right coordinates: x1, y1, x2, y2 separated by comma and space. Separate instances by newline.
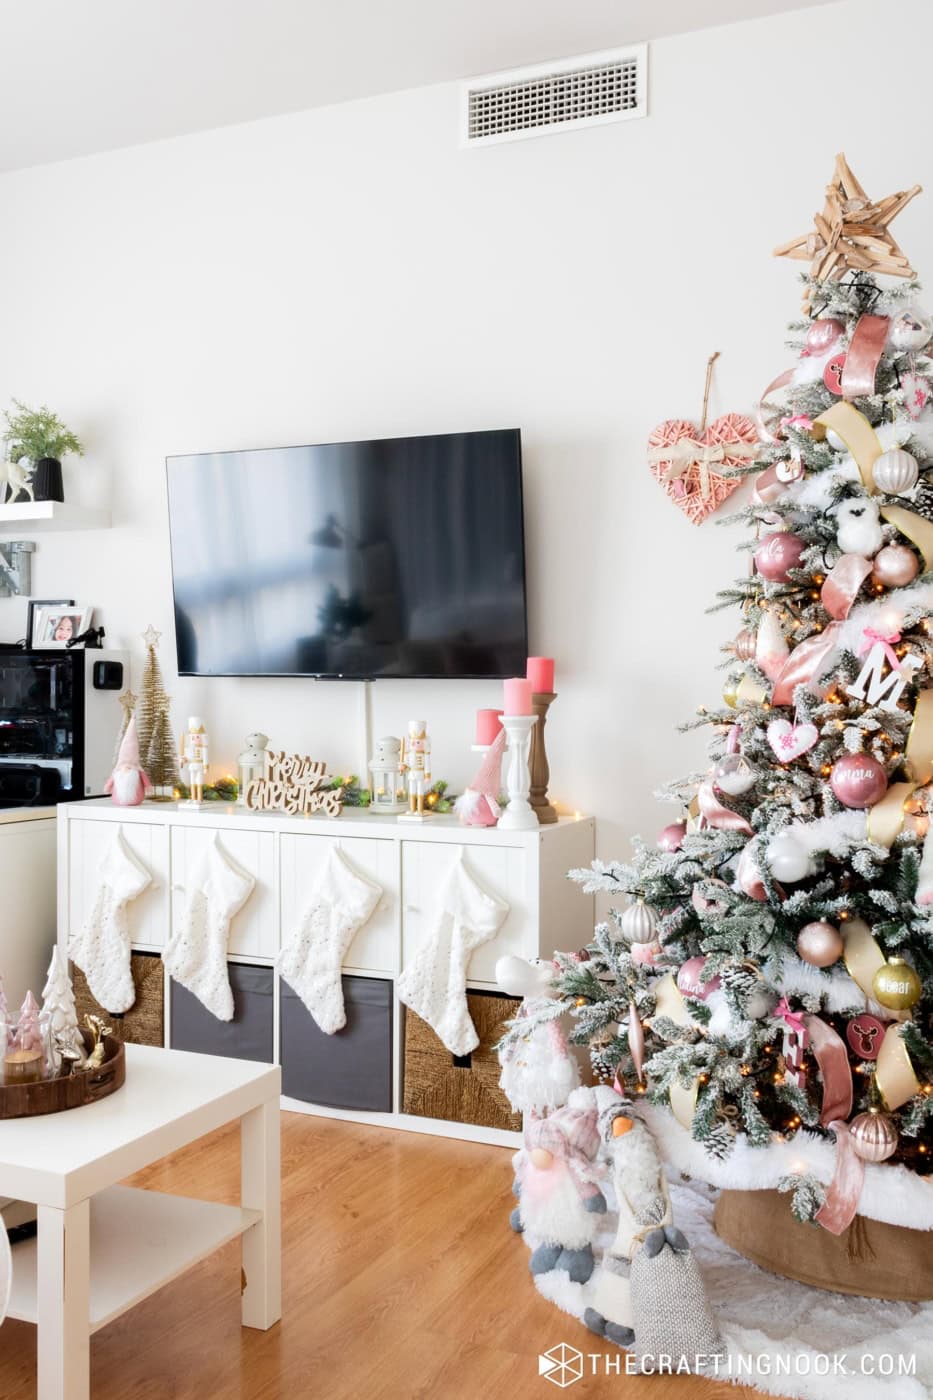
733, 627, 756, 661
871, 448, 919, 496
871, 544, 920, 588
849, 1107, 898, 1163
796, 920, 844, 968
823, 353, 847, 395
754, 532, 806, 582
829, 753, 888, 808
631, 939, 662, 966
806, 318, 845, 354
872, 956, 921, 1010
657, 821, 687, 852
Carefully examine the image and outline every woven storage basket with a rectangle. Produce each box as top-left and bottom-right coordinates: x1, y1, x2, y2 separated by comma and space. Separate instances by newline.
73, 950, 164, 1047
403, 989, 521, 1131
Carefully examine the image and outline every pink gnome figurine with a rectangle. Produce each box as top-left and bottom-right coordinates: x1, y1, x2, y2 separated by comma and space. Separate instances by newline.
106, 716, 152, 806
455, 728, 506, 827
513, 1086, 608, 1284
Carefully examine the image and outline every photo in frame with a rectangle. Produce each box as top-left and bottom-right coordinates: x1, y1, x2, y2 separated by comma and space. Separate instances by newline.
33, 604, 93, 649
26, 598, 74, 649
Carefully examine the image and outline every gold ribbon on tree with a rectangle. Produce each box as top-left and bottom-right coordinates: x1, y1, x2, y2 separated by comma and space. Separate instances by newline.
866, 690, 933, 846
876, 1024, 922, 1109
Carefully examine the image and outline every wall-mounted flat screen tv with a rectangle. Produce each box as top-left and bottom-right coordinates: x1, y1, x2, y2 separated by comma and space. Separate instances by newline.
166, 428, 527, 679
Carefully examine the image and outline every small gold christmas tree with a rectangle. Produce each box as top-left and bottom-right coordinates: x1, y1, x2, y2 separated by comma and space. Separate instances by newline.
136, 626, 179, 800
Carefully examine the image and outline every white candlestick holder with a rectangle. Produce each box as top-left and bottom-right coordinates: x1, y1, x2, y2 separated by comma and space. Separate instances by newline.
498, 713, 539, 830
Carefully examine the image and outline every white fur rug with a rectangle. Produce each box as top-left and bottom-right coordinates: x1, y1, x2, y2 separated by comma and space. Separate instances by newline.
526, 1177, 932, 1400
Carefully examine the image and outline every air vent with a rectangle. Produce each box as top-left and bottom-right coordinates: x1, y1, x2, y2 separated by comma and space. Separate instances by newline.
462, 45, 647, 148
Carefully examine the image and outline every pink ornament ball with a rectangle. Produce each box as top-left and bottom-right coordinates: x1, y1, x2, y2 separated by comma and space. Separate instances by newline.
631, 940, 662, 966
830, 753, 888, 808
796, 920, 844, 968
806, 318, 845, 354
657, 821, 687, 852
677, 955, 721, 1000
872, 544, 920, 589
754, 532, 806, 582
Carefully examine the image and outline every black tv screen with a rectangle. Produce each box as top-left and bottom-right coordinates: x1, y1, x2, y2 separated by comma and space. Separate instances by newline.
166, 428, 527, 679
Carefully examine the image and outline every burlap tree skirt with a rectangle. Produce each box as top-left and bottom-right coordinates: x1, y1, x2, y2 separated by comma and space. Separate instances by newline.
714, 1188, 933, 1301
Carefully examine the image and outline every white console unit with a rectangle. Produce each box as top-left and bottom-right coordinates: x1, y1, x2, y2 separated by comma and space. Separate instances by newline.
57, 799, 595, 1145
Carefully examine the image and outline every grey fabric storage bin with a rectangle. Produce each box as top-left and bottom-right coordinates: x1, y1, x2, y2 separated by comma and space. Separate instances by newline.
170, 963, 274, 1063
280, 975, 392, 1112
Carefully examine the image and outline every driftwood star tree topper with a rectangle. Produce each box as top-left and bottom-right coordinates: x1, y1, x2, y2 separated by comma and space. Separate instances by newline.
774, 153, 921, 293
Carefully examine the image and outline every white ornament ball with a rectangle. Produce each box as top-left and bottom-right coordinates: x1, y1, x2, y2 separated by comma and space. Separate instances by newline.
745, 987, 776, 1020
620, 900, 658, 946
889, 305, 933, 354
713, 753, 757, 796
766, 830, 813, 883
871, 448, 919, 496
826, 428, 845, 452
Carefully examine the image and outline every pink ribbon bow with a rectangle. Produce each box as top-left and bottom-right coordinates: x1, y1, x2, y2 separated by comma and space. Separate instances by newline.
859, 627, 901, 670
772, 996, 805, 1036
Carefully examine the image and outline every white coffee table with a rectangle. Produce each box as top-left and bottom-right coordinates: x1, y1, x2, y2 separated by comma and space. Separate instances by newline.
0, 1045, 281, 1400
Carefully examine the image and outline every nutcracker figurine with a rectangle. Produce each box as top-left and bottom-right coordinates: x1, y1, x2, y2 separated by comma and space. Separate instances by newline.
399, 719, 432, 821
180, 716, 209, 805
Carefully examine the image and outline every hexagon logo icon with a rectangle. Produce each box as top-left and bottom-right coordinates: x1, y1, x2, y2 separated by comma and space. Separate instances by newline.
538, 1343, 584, 1388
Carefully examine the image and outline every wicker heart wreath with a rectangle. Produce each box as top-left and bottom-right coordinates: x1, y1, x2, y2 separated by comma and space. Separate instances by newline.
646, 354, 760, 525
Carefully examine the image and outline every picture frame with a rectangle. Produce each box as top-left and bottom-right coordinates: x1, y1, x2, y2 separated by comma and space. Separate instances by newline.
26, 598, 74, 649
32, 604, 92, 649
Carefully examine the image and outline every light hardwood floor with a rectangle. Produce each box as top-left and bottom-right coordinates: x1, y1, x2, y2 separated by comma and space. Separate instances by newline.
0, 1112, 758, 1399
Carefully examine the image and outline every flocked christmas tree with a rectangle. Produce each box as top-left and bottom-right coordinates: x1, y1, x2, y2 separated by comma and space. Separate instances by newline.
505, 156, 933, 1231
136, 625, 180, 799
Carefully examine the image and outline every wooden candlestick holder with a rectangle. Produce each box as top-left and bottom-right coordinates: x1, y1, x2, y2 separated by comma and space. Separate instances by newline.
530, 691, 558, 824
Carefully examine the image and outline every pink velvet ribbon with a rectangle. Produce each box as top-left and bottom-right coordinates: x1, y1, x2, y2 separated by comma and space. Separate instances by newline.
803, 1013, 853, 1126
756, 368, 795, 443
628, 1000, 645, 1084
840, 315, 889, 401
697, 780, 753, 835
736, 843, 768, 901
821, 555, 873, 621
858, 626, 901, 669
815, 1121, 864, 1235
770, 624, 841, 708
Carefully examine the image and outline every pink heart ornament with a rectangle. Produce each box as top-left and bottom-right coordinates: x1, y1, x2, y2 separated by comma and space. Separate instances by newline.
767, 718, 819, 763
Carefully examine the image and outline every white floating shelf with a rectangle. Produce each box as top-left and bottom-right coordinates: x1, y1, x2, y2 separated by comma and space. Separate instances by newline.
0, 500, 110, 532
7, 1185, 259, 1332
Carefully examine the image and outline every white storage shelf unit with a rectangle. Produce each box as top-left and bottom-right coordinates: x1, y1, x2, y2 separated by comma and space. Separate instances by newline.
57, 800, 595, 1145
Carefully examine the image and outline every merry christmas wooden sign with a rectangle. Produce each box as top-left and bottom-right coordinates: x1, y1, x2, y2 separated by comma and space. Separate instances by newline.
244, 751, 344, 817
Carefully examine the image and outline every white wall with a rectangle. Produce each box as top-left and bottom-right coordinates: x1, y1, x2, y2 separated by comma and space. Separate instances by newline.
0, 0, 928, 861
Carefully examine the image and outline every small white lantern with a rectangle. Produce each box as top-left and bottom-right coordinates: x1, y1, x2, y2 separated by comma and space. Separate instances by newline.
368, 736, 406, 814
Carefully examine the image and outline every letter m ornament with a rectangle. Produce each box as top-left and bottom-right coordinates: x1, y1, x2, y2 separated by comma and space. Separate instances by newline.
845, 641, 921, 714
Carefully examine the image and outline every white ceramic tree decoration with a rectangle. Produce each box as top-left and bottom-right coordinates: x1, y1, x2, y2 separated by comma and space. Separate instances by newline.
40, 947, 83, 1073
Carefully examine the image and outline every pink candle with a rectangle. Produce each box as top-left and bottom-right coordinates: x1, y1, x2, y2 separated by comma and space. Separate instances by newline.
526, 657, 555, 693
475, 708, 503, 745
503, 677, 533, 715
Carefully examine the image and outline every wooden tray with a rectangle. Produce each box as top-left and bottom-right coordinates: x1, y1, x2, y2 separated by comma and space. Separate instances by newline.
0, 1031, 125, 1119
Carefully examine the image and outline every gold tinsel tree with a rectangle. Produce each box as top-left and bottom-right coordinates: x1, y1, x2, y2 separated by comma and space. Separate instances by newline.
137, 626, 180, 799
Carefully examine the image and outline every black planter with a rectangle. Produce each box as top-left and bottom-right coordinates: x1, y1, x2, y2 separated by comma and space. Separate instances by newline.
33, 458, 64, 502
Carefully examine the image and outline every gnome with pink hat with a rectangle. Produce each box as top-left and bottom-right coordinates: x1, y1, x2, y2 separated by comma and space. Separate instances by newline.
454, 728, 506, 827
512, 1085, 608, 1283
105, 716, 152, 806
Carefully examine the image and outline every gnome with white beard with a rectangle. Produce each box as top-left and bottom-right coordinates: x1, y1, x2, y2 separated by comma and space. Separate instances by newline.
105, 716, 152, 806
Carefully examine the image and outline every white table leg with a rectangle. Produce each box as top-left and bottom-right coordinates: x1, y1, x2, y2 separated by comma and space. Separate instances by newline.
240, 1100, 281, 1329
36, 1199, 90, 1400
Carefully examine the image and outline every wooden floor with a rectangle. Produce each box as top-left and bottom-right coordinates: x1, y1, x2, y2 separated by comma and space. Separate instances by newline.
0, 1112, 758, 1399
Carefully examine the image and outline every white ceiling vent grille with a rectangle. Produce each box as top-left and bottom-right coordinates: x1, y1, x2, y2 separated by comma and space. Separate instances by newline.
462, 46, 647, 148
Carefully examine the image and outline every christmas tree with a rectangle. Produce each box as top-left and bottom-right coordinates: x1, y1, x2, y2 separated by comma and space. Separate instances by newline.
136, 625, 179, 798
510, 156, 933, 1230
40, 947, 84, 1073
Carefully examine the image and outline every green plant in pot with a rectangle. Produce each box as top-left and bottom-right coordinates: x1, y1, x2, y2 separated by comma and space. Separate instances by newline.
2, 400, 84, 503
